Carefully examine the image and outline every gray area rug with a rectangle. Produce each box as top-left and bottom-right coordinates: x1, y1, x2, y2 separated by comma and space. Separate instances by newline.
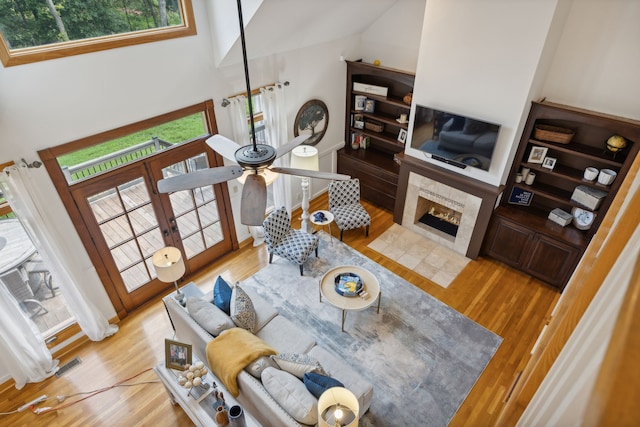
241, 232, 502, 426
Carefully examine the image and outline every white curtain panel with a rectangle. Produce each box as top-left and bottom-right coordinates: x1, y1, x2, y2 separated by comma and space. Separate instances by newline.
0, 269, 59, 389
261, 84, 292, 213
229, 95, 251, 145
0, 166, 118, 342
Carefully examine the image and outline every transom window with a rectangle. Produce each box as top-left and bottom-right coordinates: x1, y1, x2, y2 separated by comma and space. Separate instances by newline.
0, 0, 195, 67
57, 111, 206, 184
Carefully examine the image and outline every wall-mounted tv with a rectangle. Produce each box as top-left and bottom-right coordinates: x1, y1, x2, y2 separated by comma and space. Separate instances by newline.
411, 105, 501, 171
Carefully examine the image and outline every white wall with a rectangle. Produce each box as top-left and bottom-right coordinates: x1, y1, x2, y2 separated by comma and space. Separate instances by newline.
541, 0, 640, 119
405, 0, 562, 187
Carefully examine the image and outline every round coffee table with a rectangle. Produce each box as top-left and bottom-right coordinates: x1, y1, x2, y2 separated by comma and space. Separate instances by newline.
319, 265, 381, 332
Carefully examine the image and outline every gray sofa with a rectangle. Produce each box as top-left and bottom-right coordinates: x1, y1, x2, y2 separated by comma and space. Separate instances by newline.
163, 283, 373, 427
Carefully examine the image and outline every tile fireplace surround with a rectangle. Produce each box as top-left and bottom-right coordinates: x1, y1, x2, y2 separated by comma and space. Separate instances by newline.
393, 154, 504, 259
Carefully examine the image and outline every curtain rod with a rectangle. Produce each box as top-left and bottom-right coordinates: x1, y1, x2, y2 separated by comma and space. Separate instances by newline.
221, 81, 290, 107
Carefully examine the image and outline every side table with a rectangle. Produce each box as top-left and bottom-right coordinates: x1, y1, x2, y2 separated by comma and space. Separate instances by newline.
319, 265, 381, 332
154, 356, 260, 426
310, 210, 334, 245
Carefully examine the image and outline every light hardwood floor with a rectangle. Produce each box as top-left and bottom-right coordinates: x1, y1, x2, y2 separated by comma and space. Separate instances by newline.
0, 193, 560, 426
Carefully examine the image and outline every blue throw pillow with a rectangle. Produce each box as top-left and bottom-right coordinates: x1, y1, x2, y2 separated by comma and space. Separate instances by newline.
212, 276, 232, 315
303, 372, 344, 399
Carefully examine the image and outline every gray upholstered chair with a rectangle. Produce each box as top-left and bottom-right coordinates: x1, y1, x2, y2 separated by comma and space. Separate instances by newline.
0, 268, 48, 318
263, 206, 319, 276
328, 178, 371, 241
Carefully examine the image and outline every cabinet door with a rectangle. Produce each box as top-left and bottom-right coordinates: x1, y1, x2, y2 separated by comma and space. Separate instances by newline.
524, 235, 581, 289
484, 217, 533, 268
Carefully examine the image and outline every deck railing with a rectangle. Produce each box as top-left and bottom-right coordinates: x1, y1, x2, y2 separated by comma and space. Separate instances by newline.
61, 137, 173, 184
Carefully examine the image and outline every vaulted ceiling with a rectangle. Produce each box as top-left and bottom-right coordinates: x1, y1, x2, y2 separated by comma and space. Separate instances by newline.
208, 0, 404, 67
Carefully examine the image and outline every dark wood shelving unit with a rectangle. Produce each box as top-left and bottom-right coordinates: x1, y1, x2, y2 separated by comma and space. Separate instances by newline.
483, 101, 640, 290
338, 60, 415, 211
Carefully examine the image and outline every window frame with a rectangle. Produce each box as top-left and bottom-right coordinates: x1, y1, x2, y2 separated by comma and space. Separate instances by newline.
0, 0, 196, 67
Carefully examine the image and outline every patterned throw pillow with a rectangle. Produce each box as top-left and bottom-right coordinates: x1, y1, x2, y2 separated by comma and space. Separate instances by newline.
212, 276, 233, 315
230, 284, 257, 333
271, 353, 327, 379
303, 372, 344, 399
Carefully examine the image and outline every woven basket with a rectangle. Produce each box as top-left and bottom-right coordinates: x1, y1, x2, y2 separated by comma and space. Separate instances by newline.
365, 120, 384, 133
534, 125, 574, 144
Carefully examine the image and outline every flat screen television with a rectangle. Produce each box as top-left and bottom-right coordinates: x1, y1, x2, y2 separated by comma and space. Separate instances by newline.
411, 105, 501, 171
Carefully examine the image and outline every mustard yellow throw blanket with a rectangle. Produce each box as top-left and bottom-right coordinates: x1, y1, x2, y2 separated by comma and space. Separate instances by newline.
206, 327, 276, 397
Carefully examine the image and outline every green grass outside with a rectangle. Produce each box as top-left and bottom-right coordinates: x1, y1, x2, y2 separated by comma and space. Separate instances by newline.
57, 113, 206, 167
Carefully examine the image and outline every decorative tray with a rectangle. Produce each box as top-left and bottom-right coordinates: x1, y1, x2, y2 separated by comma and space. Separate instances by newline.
334, 273, 364, 297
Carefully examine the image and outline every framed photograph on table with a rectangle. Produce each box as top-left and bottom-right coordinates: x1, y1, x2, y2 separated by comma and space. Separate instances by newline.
542, 156, 557, 170
165, 339, 192, 371
528, 146, 548, 164
397, 128, 408, 144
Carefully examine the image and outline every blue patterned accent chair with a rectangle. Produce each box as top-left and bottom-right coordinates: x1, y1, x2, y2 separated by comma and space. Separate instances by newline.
263, 207, 319, 276
328, 178, 371, 241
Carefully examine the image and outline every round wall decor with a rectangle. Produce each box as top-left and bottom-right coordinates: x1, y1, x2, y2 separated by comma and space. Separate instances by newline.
294, 99, 328, 146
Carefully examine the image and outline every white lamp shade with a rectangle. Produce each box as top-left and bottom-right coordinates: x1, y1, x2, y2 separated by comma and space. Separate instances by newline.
237, 168, 279, 186
290, 146, 319, 171
152, 247, 185, 283
318, 387, 359, 427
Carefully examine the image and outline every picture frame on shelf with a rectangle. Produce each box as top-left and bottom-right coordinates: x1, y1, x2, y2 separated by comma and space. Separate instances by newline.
527, 146, 548, 164
397, 128, 408, 144
354, 95, 366, 111
364, 99, 376, 113
542, 156, 557, 170
353, 114, 364, 129
165, 339, 192, 371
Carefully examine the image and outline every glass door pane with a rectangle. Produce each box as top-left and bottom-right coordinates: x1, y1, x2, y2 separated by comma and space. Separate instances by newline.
87, 177, 165, 293
162, 153, 224, 259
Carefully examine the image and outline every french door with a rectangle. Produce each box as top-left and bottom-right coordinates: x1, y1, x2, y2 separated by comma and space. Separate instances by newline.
70, 142, 235, 311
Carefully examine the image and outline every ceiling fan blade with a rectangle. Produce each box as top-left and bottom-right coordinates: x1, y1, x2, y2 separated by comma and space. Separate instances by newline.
270, 167, 351, 181
206, 134, 242, 163
157, 166, 244, 193
275, 135, 311, 159
240, 173, 267, 225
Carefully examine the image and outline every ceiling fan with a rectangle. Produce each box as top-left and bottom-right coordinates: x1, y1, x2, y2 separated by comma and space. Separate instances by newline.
157, 0, 349, 226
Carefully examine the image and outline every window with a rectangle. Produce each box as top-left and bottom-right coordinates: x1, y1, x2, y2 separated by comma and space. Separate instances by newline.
57, 112, 207, 184
0, 0, 196, 67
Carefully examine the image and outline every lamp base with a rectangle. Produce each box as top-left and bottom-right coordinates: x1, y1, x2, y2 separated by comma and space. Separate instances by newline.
174, 282, 186, 306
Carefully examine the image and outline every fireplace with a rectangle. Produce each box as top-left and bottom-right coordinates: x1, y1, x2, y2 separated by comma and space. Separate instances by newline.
416, 193, 464, 238
393, 153, 503, 259
402, 172, 481, 256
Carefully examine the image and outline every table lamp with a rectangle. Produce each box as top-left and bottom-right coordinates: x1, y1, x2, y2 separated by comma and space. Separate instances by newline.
290, 145, 319, 234
318, 387, 359, 427
152, 246, 186, 305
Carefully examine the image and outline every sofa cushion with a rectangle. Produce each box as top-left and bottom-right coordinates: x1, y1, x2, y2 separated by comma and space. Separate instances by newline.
308, 345, 374, 417
185, 296, 235, 336
271, 353, 327, 379
303, 372, 344, 399
230, 285, 257, 333
261, 367, 318, 425
213, 276, 233, 315
256, 315, 316, 354
245, 355, 279, 378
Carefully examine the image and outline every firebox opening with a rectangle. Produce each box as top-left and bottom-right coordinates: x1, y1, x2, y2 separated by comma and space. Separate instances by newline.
415, 197, 462, 238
